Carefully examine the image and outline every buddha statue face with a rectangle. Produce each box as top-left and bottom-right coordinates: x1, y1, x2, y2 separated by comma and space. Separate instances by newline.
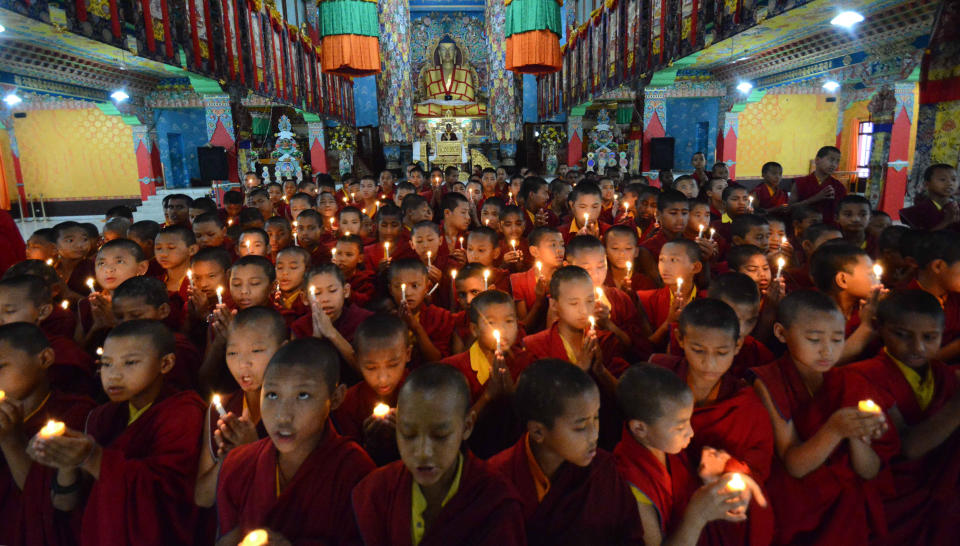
438, 42, 456, 64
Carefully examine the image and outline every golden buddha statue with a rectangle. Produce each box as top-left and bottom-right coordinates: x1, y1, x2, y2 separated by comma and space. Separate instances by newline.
415, 36, 487, 118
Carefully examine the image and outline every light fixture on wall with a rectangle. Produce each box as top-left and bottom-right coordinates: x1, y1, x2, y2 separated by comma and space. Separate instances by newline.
3, 93, 22, 106
830, 11, 864, 28
736, 81, 753, 94
111, 89, 130, 102
0, 23, 6, 33
822, 80, 841, 92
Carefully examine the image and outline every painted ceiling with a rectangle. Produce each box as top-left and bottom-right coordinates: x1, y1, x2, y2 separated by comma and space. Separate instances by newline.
409, 0, 485, 12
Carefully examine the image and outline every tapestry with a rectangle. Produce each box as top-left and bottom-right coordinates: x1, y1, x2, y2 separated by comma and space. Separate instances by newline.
485, 0, 520, 141
605, 1, 619, 86
246, 0, 269, 94
377, 0, 414, 143
220, 0, 244, 83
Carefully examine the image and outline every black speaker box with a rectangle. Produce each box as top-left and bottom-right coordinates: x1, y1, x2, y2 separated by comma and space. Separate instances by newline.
649, 137, 675, 170
198, 146, 229, 181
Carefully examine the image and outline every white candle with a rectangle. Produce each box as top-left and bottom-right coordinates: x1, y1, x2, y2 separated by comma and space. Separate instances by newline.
494, 329, 501, 353
748, 195, 754, 209
96, 347, 103, 356
536, 261, 543, 277
583, 213, 589, 228
308, 285, 317, 302
776, 257, 786, 280
331, 248, 337, 258
186, 269, 194, 289
216, 286, 224, 305
698, 224, 705, 238
401, 283, 407, 301
60, 300, 69, 310
212, 394, 227, 417
458, 236, 464, 249
427, 251, 432, 269
625, 260, 632, 274
708, 228, 716, 242
588, 316, 596, 332
676, 277, 684, 298
483, 269, 490, 290
86, 278, 95, 292
292, 221, 298, 245
873, 263, 883, 283
372, 403, 390, 419
511, 239, 517, 252
384, 241, 390, 260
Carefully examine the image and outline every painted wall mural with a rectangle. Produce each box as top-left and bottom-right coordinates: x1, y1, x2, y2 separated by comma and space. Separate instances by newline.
153, 108, 209, 188
737, 94, 838, 178
665, 97, 719, 171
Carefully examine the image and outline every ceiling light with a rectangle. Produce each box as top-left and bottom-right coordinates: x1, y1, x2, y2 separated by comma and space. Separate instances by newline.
822, 80, 841, 92
831, 11, 864, 28
3, 93, 21, 106
0, 24, 6, 33
110, 90, 129, 102
736, 81, 753, 94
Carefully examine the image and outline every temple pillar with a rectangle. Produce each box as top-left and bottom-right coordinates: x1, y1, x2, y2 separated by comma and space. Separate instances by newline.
567, 115, 583, 167
0, 113, 28, 218
376, 0, 413, 144
307, 121, 329, 175
132, 125, 159, 201
485, 0, 520, 142
876, 82, 915, 218
150, 131, 164, 189
642, 88, 666, 174
719, 112, 739, 180
202, 94, 239, 183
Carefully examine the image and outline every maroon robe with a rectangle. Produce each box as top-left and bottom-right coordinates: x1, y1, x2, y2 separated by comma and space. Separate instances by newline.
351, 453, 527, 546
346, 268, 376, 308
847, 352, 960, 545
41, 304, 78, 339
217, 423, 375, 544
415, 303, 456, 358
604, 268, 657, 292
332, 373, 407, 466
64, 259, 96, 298
751, 182, 789, 211
489, 436, 644, 546
81, 388, 205, 546
440, 344, 535, 403
2, 391, 95, 546
48, 334, 98, 398
363, 238, 416, 273
639, 231, 670, 260
792, 173, 847, 226
145, 258, 165, 279
614, 427, 697, 537
650, 354, 775, 546
558, 218, 612, 244
522, 323, 630, 377
206, 390, 268, 458
510, 266, 542, 311
907, 279, 960, 346
0, 209, 25, 276
750, 355, 897, 544
290, 303, 373, 342
899, 197, 959, 231
603, 284, 653, 359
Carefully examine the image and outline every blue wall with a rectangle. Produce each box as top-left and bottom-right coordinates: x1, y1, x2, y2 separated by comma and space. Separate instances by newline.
665, 97, 720, 172
154, 108, 208, 188
353, 76, 379, 127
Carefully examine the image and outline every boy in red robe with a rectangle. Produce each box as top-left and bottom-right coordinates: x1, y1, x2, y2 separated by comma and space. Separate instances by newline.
752, 290, 896, 544
650, 298, 776, 545
836, 195, 872, 250
638, 190, 690, 274
182, 247, 231, 348
194, 307, 286, 508
0, 275, 97, 397
511, 226, 564, 332
334, 313, 410, 465
154, 225, 199, 330
293, 209, 331, 266
332, 235, 376, 308
898, 163, 959, 231
789, 146, 847, 226
52, 221, 96, 302
519, 177, 560, 235
27, 320, 206, 546
637, 239, 703, 349
216, 338, 376, 544
614, 363, 754, 545
847, 290, 960, 544
79, 239, 150, 340
704, 273, 775, 378
389, 258, 456, 362
0, 322, 96, 546
273, 247, 310, 327
364, 204, 416, 274
442, 290, 533, 457
191, 212, 230, 251
603, 225, 657, 293
351, 364, 527, 545
5, 259, 77, 339
783, 223, 841, 293
465, 227, 511, 292
499, 205, 531, 273
910, 230, 960, 361
489, 359, 644, 545
751, 162, 790, 213
559, 182, 611, 244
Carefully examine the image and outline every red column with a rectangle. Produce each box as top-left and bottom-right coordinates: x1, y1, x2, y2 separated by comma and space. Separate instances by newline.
720, 112, 739, 180
878, 84, 914, 219
132, 125, 158, 201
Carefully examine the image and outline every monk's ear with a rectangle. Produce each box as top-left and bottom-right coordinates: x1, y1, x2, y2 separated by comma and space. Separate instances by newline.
491, 246, 501, 260
157, 303, 171, 320
136, 260, 149, 276
188, 244, 199, 257
627, 419, 647, 440
329, 383, 347, 411
38, 346, 55, 370
468, 321, 479, 339
691, 260, 703, 275
37, 302, 53, 323
931, 258, 947, 275
461, 408, 477, 442
159, 352, 176, 375
526, 420, 547, 443
342, 282, 351, 300
834, 271, 848, 291
528, 245, 542, 259
773, 323, 788, 344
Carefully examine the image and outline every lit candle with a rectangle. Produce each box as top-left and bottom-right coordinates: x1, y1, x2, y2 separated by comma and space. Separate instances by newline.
708, 227, 716, 241
458, 236, 464, 249
60, 300, 69, 310
86, 278, 95, 292
483, 269, 490, 290
588, 315, 596, 332
0, 390, 5, 401
494, 329, 501, 353
308, 285, 316, 302
775, 257, 786, 280
186, 269, 194, 289
239, 529, 269, 546
623, 201, 630, 213
451, 269, 458, 281
39, 420, 65, 438
508, 191, 513, 203
484, 219, 489, 226
583, 213, 589, 228
329, 217, 336, 229
372, 403, 390, 419
384, 241, 390, 260
873, 263, 883, 283
212, 394, 227, 417
45, 258, 53, 266
331, 248, 337, 259
228, 218, 234, 226
343, 196, 349, 204
698, 224, 705, 238
350, 192, 356, 202
676, 277, 684, 298
245, 239, 251, 251
401, 283, 407, 301
511, 239, 517, 252
427, 251, 432, 269
292, 221, 298, 245
858, 399, 882, 413
625, 260, 633, 274
96, 347, 103, 356
536, 261, 543, 277
748, 195, 754, 209
361, 208, 366, 216
216, 286, 224, 305
727, 473, 746, 492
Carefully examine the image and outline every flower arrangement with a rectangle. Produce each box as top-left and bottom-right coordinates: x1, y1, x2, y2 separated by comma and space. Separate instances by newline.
328, 126, 356, 151
537, 125, 566, 148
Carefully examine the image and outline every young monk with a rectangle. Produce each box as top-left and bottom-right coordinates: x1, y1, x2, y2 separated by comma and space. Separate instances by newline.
898, 163, 959, 231
783, 223, 842, 293
389, 258, 455, 362
639, 190, 690, 271
229, 255, 275, 311
331, 235, 375, 308
908, 230, 960, 360
650, 298, 774, 545
0, 275, 96, 397
292, 209, 329, 266
489, 359, 644, 545
216, 338, 375, 544
81, 239, 149, 338
511, 227, 565, 331
333, 313, 409, 465
835, 195, 872, 249
0, 322, 96, 546
637, 239, 703, 349
364, 205, 414, 273
293, 265, 367, 379
191, 212, 229, 250
751, 161, 789, 213
155, 225, 199, 329
194, 306, 287, 507
4, 260, 74, 339
273, 246, 310, 326
705, 273, 774, 379
847, 290, 960, 544
604, 225, 657, 292
561, 182, 610, 243
790, 145, 846, 226
52, 221, 96, 301
751, 290, 893, 544
183, 248, 232, 345
236, 229, 270, 258
614, 363, 752, 545
27, 320, 206, 546
499, 205, 529, 272
351, 364, 527, 545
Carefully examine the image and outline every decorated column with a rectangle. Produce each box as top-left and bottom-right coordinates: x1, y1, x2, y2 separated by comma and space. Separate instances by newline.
720, 111, 739, 180
876, 82, 915, 218
307, 121, 329, 174
132, 125, 160, 200
202, 94, 238, 182
641, 88, 666, 173
865, 86, 897, 209
486, 0, 521, 142
567, 115, 583, 167
376, 0, 414, 144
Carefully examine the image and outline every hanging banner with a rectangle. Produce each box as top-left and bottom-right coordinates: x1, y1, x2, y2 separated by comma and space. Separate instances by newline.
591, 7, 604, 92
650, 0, 664, 66
268, 6, 286, 101
73, 0, 123, 45
318, 0, 380, 77
220, 0, 244, 83
138, 0, 178, 63
504, 0, 563, 75
185, 0, 216, 74
246, 0, 269, 92
624, 0, 641, 78
578, 25, 588, 98
561, 45, 569, 109
287, 24, 301, 106
302, 37, 315, 111
316, 47, 326, 113
605, 0, 620, 87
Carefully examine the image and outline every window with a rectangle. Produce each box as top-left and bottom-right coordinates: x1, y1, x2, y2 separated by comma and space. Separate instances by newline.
856, 121, 873, 178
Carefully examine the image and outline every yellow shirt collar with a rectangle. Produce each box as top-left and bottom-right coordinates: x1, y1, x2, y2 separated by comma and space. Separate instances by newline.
412, 453, 464, 545
468, 342, 492, 386
933, 199, 943, 211
524, 434, 551, 502
560, 333, 578, 364
282, 290, 303, 309
721, 212, 732, 224
570, 218, 582, 233
670, 285, 697, 306
128, 402, 153, 425
886, 349, 935, 411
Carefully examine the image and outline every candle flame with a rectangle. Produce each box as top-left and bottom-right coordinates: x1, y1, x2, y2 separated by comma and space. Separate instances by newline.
61, 300, 69, 310
373, 403, 390, 418
86, 278, 95, 291
239, 529, 269, 546
216, 286, 224, 296
451, 269, 458, 279
0, 390, 5, 401
727, 473, 747, 491
777, 257, 786, 268
858, 399, 881, 413
309, 285, 316, 297
96, 347, 103, 356
39, 420, 65, 438
873, 263, 883, 279
588, 316, 596, 330
45, 258, 53, 266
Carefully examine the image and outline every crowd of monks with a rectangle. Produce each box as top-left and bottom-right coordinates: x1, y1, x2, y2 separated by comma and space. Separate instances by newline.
1, 146, 959, 545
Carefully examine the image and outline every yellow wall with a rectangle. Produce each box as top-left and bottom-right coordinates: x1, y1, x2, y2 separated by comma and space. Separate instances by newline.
4, 108, 139, 202
737, 94, 838, 178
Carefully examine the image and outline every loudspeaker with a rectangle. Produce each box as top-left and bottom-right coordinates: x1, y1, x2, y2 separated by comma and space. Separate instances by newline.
649, 138, 675, 170
198, 146, 229, 182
